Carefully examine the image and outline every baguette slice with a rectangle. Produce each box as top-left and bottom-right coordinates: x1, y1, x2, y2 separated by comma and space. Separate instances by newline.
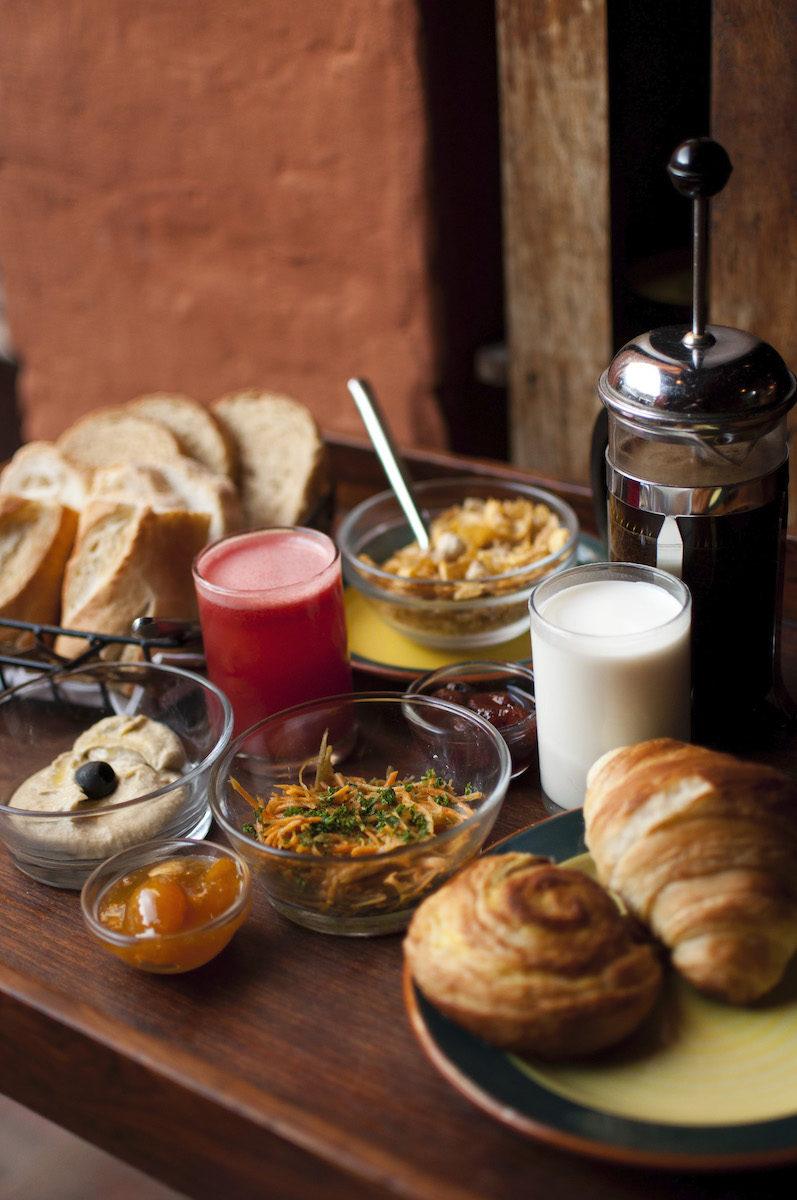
0, 496, 78, 639
88, 457, 244, 542
211, 390, 329, 528
56, 500, 210, 659
0, 441, 91, 512
56, 406, 185, 471
87, 462, 183, 509
128, 392, 238, 480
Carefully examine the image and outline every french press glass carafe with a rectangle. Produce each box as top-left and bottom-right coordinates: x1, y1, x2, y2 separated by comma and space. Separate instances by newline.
597, 138, 796, 744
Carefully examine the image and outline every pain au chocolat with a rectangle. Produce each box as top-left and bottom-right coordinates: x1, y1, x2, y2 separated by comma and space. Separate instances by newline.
404, 852, 662, 1059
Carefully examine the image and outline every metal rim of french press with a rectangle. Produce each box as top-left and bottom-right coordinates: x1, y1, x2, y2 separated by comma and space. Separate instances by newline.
599, 137, 796, 435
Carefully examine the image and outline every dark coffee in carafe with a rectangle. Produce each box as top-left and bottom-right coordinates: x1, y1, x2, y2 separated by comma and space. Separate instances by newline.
607, 467, 788, 740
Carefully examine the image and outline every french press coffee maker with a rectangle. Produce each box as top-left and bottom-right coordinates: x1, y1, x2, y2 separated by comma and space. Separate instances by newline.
597, 138, 796, 744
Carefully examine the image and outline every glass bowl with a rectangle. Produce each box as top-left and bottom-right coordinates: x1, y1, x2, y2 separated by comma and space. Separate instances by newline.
210, 691, 512, 936
408, 660, 537, 779
81, 837, 251, 973
0, 661, 233, 888
337, 476, 579, 649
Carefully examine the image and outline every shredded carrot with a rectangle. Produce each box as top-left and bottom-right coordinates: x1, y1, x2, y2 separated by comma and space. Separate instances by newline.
238, 755, 476, 859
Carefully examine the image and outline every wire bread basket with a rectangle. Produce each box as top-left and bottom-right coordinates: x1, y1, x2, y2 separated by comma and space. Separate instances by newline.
0, 615, 203, 692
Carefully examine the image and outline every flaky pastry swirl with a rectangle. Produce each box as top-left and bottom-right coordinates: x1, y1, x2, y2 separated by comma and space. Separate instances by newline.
404, 851, 662, 1059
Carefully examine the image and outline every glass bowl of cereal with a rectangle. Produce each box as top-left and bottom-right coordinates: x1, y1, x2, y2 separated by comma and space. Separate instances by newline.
0, 662, 233, 889
80, 837, 251, 973
210, 692, 512, 935
337, 476, 579, 649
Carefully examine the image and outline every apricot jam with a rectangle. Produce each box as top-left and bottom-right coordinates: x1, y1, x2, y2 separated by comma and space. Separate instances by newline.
96, 853, 250, 972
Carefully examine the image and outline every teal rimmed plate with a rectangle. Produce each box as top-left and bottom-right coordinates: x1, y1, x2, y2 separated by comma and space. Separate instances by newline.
404, 808, 797, 1169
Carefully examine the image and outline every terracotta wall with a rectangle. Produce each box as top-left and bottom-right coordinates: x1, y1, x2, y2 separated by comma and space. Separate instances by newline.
0, 0, 449, 450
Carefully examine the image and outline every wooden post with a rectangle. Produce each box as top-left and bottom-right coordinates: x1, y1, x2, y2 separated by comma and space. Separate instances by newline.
711, 0, 797, 528
495, 0, 612, 484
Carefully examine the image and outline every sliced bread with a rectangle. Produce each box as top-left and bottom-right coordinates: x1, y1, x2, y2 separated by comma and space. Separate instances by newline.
128, 392, 238, 480
154, 457, 243, 540
0, 440, 92, 511
211, 389, 329, 528
88, 457, 244, 542
56, 406, 185, 472
56, 500, 210, 659
0, 495, 78, 637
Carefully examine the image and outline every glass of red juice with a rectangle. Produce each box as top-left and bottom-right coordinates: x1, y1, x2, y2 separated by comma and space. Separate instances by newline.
192, 527, 353, 734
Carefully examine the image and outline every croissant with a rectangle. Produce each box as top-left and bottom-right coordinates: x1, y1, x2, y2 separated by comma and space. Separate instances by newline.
404, 852, 663, 1059
584, 738, 797, 1005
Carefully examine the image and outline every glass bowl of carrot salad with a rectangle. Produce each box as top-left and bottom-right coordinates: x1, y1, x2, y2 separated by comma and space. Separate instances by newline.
210, 691, 511, 935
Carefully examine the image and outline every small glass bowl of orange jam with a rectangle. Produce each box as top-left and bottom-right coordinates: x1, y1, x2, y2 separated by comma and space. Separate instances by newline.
80, 838, 252, 973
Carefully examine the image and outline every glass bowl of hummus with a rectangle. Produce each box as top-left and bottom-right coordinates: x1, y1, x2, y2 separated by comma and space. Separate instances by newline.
338, 476, 579, 649
0, 662, 234, 889
209, 691, 511, 936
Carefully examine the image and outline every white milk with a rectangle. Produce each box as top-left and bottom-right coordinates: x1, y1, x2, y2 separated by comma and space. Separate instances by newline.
529, 568, 691, 810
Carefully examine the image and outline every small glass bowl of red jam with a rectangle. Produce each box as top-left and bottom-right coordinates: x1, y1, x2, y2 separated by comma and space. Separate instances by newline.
80, 838, 251, 973
408, 661, 537, 778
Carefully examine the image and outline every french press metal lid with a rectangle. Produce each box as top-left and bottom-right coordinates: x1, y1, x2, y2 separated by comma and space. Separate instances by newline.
600, 137, 795, 470
597, 137, 796, 743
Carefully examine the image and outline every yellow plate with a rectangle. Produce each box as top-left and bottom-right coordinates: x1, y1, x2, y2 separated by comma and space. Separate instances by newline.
344, 532, 604, 679
405, 808, 797, 1169
344, 589, 531, 679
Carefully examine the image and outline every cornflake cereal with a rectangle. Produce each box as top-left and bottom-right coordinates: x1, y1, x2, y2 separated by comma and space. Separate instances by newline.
366, 496, 570, 601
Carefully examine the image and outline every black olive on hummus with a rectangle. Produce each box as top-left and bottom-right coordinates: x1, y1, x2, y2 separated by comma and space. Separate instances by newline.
74, 760, 118, 801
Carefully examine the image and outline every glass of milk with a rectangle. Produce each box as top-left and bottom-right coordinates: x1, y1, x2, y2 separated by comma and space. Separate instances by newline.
529, 561, 691, 811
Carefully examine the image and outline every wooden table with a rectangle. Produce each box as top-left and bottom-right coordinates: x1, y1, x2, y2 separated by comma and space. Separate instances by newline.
2, 437, 796, 1200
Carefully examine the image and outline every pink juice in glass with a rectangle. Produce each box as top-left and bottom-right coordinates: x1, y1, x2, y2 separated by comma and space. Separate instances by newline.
193, 527, 352, 733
